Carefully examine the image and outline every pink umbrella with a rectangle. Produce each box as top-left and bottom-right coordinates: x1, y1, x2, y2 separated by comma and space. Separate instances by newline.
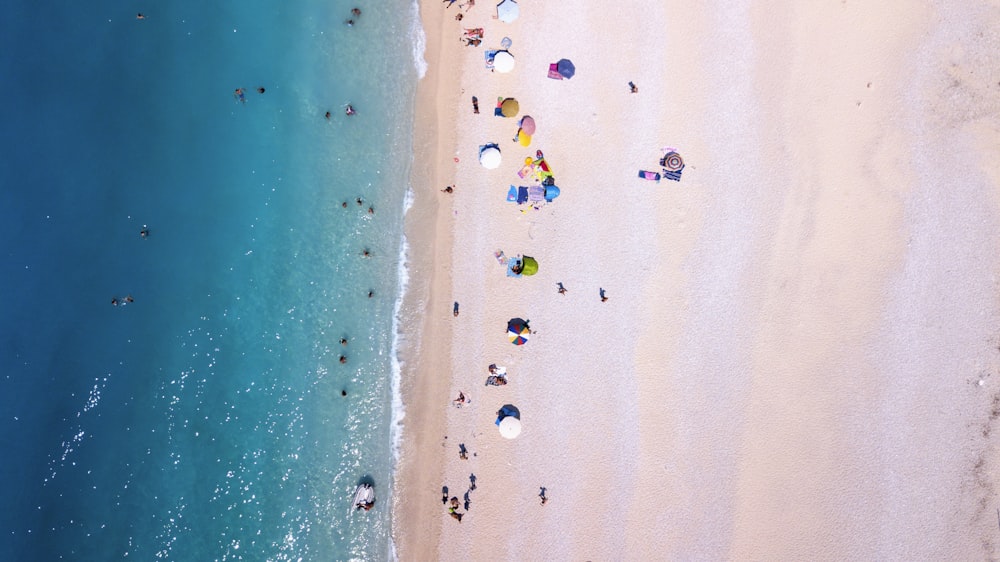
519, 115, 536, 135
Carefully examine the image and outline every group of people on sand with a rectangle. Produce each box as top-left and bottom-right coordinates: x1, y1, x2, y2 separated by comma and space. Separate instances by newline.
485, 364, 508, 386
443, 473, 477, 523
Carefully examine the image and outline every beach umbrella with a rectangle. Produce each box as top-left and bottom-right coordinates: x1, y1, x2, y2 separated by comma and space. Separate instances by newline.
519, 115, 536, 135
507, 317, 529, 345
520, 256, 538, 276
500, 98, 519, 117
498, 416, 521, 439
493, 50, 515, 73
496, 0, 519, 23
480, 145, 501, 169
663, 152, 684, 171
544, 185, 560, 201
556, 59, 575, 79
517, 129, 531, 147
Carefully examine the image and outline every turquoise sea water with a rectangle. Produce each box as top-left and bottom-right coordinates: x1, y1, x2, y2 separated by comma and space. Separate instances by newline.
0, 1, 421, 559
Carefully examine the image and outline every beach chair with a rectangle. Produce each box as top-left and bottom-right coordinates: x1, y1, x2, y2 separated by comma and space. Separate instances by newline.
661, 169, 683, 182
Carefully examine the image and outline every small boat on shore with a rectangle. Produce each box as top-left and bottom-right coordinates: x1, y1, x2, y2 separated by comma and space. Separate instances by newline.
353, 482, 375, 511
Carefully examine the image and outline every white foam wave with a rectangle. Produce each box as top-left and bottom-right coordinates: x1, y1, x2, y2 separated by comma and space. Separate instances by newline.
385, 187, 414, 562
389, 187, 415, 467
410, 0, 427, 79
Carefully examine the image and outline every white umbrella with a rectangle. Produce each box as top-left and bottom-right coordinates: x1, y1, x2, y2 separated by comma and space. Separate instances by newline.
498, 416, 521, 439
493, 50, 515, 73
480, 145, 501, 169
496, 0, 519, 23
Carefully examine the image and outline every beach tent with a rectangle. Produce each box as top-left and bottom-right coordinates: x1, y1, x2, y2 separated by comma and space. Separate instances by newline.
493, 50, 515, 73
496, 0, 519, 23
480, 144, 502, 169
556, 59, 576, 79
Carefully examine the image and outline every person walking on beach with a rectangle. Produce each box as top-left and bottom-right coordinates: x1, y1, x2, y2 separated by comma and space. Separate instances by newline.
453, 301, 460, 316
628, 81, 638, 94
443, 0, 458, 7
600, 288, 608, 302
557, 282, 567, 295
442, 185, 454, 193
453, 391, 466, 407
539, 487, 548, 505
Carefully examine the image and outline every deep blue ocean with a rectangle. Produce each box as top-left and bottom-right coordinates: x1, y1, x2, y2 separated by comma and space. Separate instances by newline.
0, 1, 422, 559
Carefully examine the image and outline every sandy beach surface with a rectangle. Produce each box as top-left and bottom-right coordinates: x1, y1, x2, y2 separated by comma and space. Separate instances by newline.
395, 0, 1000, 559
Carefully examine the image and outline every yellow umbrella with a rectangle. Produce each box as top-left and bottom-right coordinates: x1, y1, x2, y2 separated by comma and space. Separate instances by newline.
517, 129, 531, 146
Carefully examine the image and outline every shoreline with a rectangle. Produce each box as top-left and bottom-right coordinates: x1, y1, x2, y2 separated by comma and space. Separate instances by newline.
393, 0, 459, 558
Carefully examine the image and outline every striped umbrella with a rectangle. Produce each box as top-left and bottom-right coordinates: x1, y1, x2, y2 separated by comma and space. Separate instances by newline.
507, 317, 530, 345
663, 152, 684, 171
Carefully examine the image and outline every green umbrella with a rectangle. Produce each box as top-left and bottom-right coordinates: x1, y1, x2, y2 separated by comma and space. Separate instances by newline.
521, 256, 538, 276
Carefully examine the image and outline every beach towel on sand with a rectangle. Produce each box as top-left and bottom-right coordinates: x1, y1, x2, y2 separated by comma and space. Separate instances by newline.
638, 170, 661, 182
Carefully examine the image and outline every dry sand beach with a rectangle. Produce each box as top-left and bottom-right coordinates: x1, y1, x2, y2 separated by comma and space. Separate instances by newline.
395, 0, 1000, 559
